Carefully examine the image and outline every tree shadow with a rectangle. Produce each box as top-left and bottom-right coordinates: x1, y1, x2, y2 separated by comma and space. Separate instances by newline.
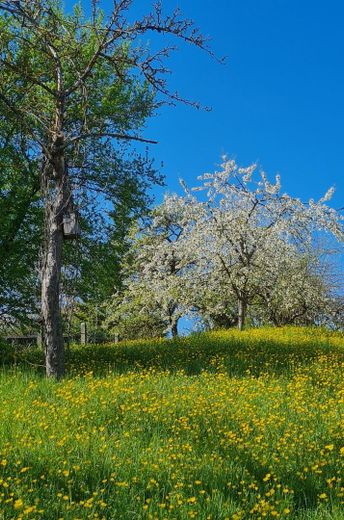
1, 328, 343, 380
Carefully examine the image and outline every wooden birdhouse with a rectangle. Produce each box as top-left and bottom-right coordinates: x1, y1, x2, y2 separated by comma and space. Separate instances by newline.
63, 211, 80, 240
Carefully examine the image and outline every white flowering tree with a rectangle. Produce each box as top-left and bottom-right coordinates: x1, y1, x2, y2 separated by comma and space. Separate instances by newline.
118, 194, 197, 337
111, 158, 343, 335
255, 248, 332, 326
183, 266, 239, 329
188, 158, 343, 330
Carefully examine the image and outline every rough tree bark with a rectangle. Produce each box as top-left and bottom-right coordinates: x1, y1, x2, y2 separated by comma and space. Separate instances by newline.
41, 133, 68, 378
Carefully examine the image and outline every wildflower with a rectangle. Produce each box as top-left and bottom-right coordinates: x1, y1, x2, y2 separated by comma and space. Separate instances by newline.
14, 499, 23, 509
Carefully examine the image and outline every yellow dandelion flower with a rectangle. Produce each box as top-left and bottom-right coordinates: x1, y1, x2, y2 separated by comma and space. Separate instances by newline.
14, 498, 24, 510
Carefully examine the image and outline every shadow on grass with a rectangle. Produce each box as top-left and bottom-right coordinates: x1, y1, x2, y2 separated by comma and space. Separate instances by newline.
1, 327, 343, 379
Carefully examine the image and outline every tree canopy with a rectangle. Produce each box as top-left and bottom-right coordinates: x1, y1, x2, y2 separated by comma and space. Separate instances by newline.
0, 0, 210, 376
111, 158, 343, 335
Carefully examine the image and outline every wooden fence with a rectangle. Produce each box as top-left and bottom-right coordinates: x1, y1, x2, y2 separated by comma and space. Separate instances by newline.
4, 323, 120, 347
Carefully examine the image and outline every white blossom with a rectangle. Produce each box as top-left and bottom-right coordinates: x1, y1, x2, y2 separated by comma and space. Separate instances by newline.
114, 158, 343, 335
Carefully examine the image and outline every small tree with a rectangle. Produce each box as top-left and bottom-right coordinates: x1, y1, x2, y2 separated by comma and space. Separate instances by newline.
118, 195, 196, 337
103, 288, 167, 341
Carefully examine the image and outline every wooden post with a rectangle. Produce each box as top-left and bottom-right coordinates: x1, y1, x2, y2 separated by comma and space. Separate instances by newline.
37, 332, 43, 349
80, 322, 87, 345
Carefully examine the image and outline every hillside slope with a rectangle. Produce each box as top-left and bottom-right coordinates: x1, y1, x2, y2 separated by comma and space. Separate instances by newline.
0, 327, 343, 519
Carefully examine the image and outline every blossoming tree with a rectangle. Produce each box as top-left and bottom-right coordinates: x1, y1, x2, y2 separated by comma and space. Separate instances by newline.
189, 158, 343, 329
119, 194, 197, 337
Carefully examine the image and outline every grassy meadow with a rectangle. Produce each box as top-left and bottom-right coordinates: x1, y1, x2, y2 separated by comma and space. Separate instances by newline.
0, 327, 343, 520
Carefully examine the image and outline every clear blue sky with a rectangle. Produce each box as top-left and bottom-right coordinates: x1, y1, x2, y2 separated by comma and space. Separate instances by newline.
67, 0, 344, 209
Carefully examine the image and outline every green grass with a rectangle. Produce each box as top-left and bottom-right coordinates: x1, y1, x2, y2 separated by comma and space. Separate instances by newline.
0, 327, 343, 519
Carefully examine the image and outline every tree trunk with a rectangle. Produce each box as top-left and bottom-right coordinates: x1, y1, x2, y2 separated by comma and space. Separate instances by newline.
212, 313, 237, 329
238, 298, 247, 331
171, 320, 178, 338
41, 140, 67, 379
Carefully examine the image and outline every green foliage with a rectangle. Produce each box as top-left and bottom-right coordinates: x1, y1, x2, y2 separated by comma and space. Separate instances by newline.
0, 0, 164, 327
102, 290, 167, 341
0, 123, 42, 326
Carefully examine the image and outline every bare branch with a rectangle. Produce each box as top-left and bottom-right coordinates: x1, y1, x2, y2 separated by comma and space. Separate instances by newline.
65, 0, 133, 97
67, 132, 157, 146
64, 0, 218, 109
